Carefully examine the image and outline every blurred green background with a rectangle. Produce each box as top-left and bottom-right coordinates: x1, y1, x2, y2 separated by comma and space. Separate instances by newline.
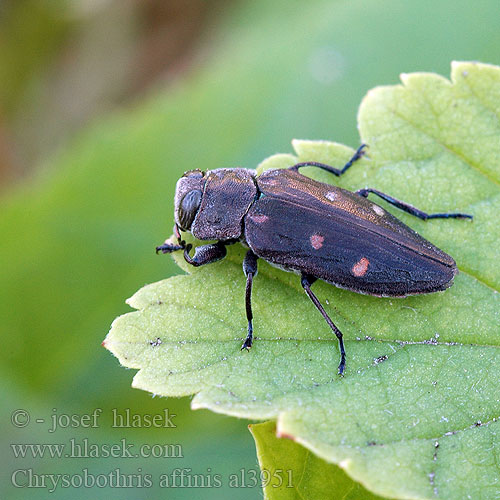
1, 0, 500, 498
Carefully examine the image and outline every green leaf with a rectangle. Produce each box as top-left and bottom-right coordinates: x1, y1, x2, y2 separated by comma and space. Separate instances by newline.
250, 420, 387, 499
105, 62, 500, 499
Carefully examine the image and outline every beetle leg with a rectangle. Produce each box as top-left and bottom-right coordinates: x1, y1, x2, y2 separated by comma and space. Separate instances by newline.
156, 224, 187, 254
241, 250, 258, 351
300, 273, 346, 375
355, 188, 473, 220
289, 144, 367, 177
183, 242, 227, 267
156, 241, 185, 254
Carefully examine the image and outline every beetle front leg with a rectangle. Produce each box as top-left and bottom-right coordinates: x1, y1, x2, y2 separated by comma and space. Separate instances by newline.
300, 273, 346, 375
156, 224, 186, 254
356, 188, 473, 220
156, 241, 184, 253
241, 250, 258, 351
183, 242, 227, 267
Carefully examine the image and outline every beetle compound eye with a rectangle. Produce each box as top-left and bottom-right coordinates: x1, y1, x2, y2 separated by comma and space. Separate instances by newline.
178, 189, 202, 230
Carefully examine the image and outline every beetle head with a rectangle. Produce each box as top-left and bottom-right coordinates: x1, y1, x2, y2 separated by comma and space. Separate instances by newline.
174, 169, 206, 231
174, 167, 257, 240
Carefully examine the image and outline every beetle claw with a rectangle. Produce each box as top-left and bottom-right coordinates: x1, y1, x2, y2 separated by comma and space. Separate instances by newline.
240, 339, 252, 351
337, 358, 346, 376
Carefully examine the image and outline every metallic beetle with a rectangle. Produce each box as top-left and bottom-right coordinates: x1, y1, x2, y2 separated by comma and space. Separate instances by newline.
156, 145, 472, 374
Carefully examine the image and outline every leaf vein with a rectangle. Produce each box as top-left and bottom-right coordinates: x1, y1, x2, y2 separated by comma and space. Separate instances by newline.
388, 106, 500, 188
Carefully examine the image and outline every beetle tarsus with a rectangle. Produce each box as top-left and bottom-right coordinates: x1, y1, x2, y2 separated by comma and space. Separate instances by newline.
289, 143, 367, 177
183, 243, 195, 264
241, 323, 253, 351
356, 188, 473, 221
155, 242, 184, 254
337, 354, 346, 376
342, 143, 367, 172
426, 212, 473, 220
301, 273, 346, 376
156, 226, 187, 254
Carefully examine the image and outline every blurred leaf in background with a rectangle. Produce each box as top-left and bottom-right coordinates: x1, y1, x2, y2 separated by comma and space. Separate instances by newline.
250, 421, 386, 499
2, 0, 500, 498
0, 0, 221, 181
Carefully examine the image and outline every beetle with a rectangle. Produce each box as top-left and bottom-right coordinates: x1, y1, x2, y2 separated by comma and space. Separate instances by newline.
156, 145, 472, 375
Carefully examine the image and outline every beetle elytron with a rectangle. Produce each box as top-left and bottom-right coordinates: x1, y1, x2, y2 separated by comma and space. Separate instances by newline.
156, 145, 472, 374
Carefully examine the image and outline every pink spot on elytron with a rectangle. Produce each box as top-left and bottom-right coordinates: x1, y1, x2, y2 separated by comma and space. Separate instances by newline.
251, 214, 268, 223
310, 233, 324, 250
352, 257, 370, 277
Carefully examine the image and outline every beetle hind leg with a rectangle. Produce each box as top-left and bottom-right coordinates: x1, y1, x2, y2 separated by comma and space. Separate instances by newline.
356, 188, 473, 220
241, 250, 258, 351
301, 273, 346, 375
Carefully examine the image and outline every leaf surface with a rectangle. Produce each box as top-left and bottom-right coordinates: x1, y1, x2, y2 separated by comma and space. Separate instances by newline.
105, 62, 500, 499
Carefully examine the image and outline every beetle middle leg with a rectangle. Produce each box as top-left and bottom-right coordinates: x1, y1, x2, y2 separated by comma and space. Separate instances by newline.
301, 273, 346, 375
289, 144, 367, 177
356, 188, 473, 220
241, 250, 258, 351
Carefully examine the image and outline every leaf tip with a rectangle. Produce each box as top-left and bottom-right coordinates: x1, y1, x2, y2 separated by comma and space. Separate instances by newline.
451, 59, 500, 83
276, 420, 297, 441
191, 398, 209, 411
399, 72, 410, 85
339, 458, 352, 470
125, 295, 136, 309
